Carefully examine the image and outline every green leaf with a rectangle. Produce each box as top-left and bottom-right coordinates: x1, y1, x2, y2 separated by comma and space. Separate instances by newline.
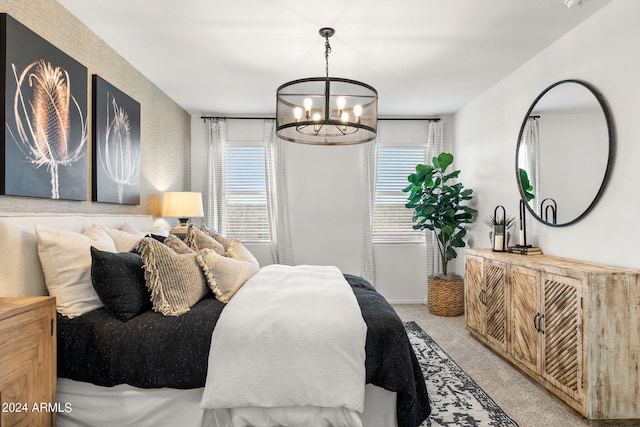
437, 152, 454, 172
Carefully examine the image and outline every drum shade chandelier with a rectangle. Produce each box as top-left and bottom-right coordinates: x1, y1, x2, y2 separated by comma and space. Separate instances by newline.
276, 27, 378, 145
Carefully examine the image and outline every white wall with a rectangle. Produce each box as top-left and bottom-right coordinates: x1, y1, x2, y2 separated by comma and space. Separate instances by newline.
453, 0, 640, 271
192, 117, 453, 302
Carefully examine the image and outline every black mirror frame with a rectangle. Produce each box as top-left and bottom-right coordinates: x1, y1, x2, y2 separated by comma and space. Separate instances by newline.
515, 79, 616, 227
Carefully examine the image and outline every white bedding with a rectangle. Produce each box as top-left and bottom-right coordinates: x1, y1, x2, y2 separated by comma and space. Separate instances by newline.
201, 264, 368, 424
56, 379, 398, 427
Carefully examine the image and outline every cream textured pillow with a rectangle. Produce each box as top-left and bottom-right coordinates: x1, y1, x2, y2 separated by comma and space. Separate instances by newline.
184, 225, 225, 255
35, 224, 116, 318
196, 248, 259, 303
138, 237, 209, 316
227, 239, 260, 266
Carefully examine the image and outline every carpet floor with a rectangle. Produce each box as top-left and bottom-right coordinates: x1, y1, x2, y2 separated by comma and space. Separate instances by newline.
393, 304, 591, 427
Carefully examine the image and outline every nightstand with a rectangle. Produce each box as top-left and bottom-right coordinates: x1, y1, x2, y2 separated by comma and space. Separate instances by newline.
0, 297, 56, 426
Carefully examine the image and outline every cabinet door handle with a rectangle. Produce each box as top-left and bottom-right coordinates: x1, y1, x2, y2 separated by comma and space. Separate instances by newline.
533, 313, 540, 332
479, 290, 486, 305
539, 314, 545, 334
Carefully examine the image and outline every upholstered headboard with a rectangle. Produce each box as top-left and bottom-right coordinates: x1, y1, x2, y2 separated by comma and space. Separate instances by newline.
0, 213, 160, 297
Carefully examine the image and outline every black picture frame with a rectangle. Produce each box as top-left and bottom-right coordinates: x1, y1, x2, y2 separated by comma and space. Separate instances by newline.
92, 75, 141, 205
2, 13, 88, 200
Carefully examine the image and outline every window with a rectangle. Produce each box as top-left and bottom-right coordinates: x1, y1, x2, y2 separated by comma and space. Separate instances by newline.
225, 145, 270, 242
373, 146, 427, 243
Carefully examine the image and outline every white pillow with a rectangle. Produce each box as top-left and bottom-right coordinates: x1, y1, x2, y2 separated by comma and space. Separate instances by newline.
99, 225, 140, 252
196, 248, 259, 303
120, 221, 170, 237
35, 224, 116, 318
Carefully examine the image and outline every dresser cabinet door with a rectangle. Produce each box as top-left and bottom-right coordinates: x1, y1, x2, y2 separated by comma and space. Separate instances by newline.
485, 260, 507, 352
541, 273, 584, 405
465, 255, 485, 335
510, 265, 540, 373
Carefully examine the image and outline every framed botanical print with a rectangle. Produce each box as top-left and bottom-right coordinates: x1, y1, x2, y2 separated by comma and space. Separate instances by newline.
92, 75, 141, 205
2, 13, 88, 200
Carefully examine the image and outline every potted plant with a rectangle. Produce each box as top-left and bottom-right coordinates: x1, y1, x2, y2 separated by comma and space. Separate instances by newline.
403, 152, 476, 316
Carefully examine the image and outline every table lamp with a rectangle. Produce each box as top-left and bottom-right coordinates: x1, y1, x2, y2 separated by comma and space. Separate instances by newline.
162, 191, 204, 238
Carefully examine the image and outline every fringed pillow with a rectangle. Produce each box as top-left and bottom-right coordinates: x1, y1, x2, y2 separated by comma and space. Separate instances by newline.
138, 237, 209, 316
196, 248, 259, 303
164, 234, 194, 254
199, 225, 230, 252
184, 224, 225, 255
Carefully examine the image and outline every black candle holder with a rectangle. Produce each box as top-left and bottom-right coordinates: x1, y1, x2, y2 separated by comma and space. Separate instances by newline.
491, 205, 507, 252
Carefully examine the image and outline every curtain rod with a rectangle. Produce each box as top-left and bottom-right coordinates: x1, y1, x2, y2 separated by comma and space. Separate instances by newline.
200, 116, 441, 122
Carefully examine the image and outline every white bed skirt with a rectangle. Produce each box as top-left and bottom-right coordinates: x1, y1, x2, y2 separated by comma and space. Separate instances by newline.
56, 379, 398, 427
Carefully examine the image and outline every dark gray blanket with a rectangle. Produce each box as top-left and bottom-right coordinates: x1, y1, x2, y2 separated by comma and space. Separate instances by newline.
57, 275, 430, 426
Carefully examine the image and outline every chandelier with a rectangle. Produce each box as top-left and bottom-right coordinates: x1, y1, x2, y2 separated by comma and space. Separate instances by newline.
276, 27, 378, 145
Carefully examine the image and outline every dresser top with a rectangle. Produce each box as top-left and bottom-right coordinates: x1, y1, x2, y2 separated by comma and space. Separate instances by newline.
466, 248, 640, 275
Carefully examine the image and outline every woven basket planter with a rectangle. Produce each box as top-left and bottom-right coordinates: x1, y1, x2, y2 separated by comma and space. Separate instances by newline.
427, 275, 464, 317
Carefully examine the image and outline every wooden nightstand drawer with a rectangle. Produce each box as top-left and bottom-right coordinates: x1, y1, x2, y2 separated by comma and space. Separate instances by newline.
0, 297, 56, 427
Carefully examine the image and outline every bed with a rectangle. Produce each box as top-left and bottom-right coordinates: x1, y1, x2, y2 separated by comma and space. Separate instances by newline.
0, 213, 430, 427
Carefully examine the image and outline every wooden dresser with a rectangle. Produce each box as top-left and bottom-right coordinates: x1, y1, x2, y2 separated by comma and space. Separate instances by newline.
464, 248, 640, 421
0, 297, 56, 427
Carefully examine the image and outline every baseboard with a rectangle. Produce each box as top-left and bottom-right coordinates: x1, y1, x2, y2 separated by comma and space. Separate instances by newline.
387, 300, 427, 305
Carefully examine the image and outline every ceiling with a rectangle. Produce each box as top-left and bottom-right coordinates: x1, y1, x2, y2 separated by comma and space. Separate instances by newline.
56, 0, 611, 117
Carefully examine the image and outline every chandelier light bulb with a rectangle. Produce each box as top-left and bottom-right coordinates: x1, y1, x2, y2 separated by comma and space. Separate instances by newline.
303, 98, 313, 111
312, 112, 321, 121
293, 107, 303, 121
353, 104, 363, 117
341, 112, 349, 122
336, 96, 346, 110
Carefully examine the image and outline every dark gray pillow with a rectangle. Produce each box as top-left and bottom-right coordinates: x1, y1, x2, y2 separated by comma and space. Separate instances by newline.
90, 246, 150, 321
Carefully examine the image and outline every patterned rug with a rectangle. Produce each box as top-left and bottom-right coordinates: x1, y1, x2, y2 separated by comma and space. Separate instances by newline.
405, 321, 520, 427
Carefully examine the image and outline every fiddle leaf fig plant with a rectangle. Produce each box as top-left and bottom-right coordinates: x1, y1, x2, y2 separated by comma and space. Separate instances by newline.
403, 152, 477, 276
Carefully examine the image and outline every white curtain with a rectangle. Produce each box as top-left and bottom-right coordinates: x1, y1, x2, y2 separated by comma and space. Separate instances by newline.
425, 120, 443, 277
264, 119, 293, 265
203, 118, 226, 234
360, 138, 377, 284
519, 116, 541, 215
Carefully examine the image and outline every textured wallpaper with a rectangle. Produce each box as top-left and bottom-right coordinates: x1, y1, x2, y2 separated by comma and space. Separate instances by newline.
0, 0, 191, 216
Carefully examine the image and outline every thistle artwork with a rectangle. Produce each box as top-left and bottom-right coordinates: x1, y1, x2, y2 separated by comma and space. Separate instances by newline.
3, 14, 88, 200
92, 75, 141, 204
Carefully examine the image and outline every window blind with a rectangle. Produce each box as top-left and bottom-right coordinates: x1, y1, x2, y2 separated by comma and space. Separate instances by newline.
373, 146, 427, 243
225, 146, 270, 242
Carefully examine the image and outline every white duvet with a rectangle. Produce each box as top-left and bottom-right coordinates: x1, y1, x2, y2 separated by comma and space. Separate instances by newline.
201, 264, 368, 425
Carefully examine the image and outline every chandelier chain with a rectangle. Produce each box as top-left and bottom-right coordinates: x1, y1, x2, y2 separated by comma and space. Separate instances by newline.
324, 36, 331, 79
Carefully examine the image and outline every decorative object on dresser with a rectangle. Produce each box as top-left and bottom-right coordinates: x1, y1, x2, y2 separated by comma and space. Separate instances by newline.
464, 248, 640, 422
484, 205, 513, 252
0, 297, 56, 427
161, 191, 204, 238
404, 152, 476, 316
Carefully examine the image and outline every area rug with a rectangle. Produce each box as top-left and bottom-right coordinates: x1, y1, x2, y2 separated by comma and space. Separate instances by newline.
405, 321, 519, 427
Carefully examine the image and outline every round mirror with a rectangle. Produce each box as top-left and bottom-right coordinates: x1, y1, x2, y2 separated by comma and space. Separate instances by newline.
515, 80, 614, 226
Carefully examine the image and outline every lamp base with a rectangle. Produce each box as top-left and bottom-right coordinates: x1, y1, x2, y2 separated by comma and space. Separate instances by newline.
170, 218, 189, 239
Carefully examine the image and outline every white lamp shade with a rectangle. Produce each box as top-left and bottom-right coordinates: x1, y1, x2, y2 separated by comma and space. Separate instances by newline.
162, 192, 204, 218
